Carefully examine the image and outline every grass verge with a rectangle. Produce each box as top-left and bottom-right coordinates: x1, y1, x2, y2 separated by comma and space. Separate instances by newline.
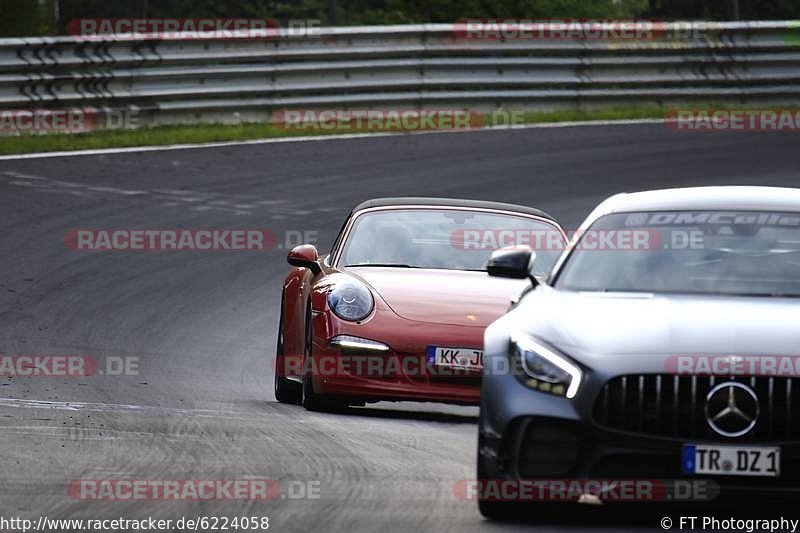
0, 105, 698, 156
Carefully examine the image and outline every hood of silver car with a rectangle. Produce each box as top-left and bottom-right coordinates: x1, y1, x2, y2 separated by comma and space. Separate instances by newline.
514, 285, 800, 363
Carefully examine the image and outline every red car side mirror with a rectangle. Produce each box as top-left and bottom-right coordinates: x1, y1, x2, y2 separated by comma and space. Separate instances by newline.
287, 244, 321, 274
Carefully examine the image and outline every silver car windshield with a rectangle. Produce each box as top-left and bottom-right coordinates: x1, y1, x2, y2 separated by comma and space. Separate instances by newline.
339, 208, 564, 276
556, 210, 800, 296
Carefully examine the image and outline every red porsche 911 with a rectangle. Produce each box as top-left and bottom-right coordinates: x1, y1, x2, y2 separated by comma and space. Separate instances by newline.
274, 198, 566, 411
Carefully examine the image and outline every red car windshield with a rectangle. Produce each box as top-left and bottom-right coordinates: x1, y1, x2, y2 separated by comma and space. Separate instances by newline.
338, 208, 564, 277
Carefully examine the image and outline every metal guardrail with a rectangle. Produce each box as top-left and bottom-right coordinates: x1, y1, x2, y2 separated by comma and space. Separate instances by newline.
0, 22, 798, 127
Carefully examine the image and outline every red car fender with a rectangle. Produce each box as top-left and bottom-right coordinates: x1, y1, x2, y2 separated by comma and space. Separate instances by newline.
309, 283, 331, 355
281, 267, 315, 357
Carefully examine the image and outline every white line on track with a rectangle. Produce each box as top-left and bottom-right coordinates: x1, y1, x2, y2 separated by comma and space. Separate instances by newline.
0, 397, 248, 418
0, 425, 155, 440
0, 118, 664, 161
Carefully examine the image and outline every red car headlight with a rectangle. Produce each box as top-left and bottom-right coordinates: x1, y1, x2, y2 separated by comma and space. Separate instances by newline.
328, 279, 374, 321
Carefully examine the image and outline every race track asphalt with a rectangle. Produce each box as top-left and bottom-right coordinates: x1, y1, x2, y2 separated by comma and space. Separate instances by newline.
0, 124, 797, 532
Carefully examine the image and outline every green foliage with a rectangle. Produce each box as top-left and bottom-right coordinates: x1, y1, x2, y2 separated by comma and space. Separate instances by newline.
644, 0, 800, 19
0, 0, 52, 37
3, 0, 799, 37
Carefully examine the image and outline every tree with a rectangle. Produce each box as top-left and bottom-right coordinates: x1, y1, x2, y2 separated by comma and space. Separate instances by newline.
0, 0, 51, 36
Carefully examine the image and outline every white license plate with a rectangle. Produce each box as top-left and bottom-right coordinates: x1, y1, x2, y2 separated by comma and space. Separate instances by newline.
428, 346, 483, 370
683, 444, 780, 477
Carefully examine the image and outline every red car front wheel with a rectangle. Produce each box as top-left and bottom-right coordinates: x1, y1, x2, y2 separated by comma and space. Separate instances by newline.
274, 292, 301, 404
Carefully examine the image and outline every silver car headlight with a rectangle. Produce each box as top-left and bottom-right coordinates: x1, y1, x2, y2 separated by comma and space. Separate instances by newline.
328, 279, 374, 321
510, 332, 582, 399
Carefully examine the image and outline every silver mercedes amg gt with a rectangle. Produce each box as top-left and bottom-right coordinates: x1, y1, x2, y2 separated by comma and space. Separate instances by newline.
478, 186, 800, 519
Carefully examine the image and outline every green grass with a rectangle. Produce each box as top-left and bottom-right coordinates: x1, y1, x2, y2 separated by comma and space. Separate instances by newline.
784, 21, 800, 45
0, 122, 315, 155
0, 104, 742, 156
484, 105, 668, 126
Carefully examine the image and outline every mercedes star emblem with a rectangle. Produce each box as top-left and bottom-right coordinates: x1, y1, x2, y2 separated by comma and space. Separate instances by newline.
705, 381, 760, 438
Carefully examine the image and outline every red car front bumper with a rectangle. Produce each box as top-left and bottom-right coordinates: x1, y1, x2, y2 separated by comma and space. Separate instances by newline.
310, 310, 484, 405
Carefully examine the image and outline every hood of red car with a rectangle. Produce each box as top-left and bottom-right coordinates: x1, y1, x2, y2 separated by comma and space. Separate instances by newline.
345, 267, 529, 327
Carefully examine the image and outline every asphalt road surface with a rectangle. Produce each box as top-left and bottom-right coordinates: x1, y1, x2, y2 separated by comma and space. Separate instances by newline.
0, 124, 797, 532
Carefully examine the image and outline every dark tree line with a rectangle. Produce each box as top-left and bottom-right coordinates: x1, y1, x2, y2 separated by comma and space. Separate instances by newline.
2, 0, 799, 36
